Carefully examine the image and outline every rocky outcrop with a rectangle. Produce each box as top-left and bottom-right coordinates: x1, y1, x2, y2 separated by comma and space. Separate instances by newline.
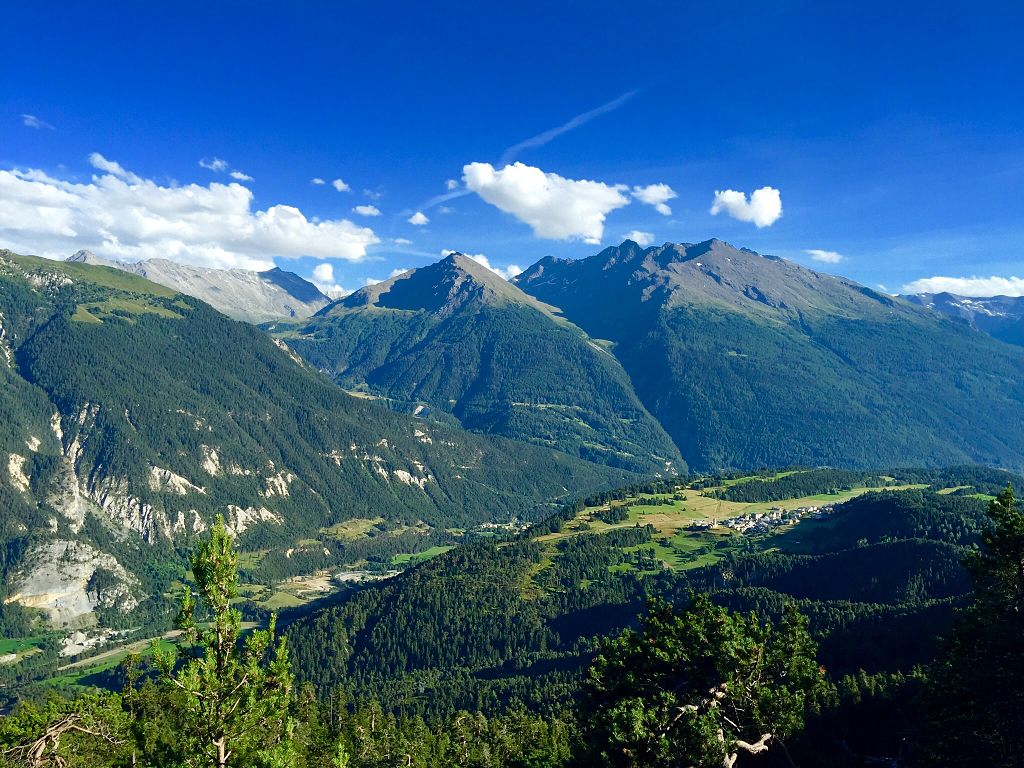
225, 505, 281, 536
5, 540, 139, 627
148, 465, 206, 495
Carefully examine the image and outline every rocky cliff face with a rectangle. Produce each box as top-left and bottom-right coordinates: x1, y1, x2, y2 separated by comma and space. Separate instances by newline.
6, 540, 138, 627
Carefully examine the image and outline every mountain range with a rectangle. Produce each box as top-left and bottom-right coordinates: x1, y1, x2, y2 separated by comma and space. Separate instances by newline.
271, 254, 682, 474
902, 291, 1024, 346
66, 250, 330, 323
0, 250, 627, 629
278, 238, 1024, 472
6, 237, 1024, 634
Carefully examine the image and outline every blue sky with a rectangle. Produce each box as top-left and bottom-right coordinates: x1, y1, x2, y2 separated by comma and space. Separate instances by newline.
3, 1, 1024, 296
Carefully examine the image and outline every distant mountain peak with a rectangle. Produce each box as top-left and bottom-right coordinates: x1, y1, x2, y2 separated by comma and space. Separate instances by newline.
335, 251, 549, 317
67, 250, 120, 267
64, 251, 329, 323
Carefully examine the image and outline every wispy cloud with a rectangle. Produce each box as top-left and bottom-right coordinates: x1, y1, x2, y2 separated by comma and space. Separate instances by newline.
353, 205, 381, 217
230, 170, 254, 182
499, 89, 638, 165
21, 114, 54, 130
332, 178, 351, 192
421, 89, 638, 213
199, 157, 229, 172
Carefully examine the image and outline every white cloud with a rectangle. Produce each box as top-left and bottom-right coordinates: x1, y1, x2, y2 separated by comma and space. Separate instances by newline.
631, 183, 676, 215
88, 152, 140, 182
393, 238, 413, 245
229, 170, 253, 182
389, 267, 408, 278
353, 205, 381, 217
805, 249, 844, 264
623, 230, 655, 247
21, 114, 54, 130
310, 262, 349, 298
462, 161, 630, 244
0, 156, 380, 271
441, 249, 523, 280
332, 178, 351, 192
408, 211, 429, 225
199, 157, 229, 172
311, 177, 326, 185
446, 179, 460, 190
438, 206, 454, 214
710, 187, 783, 228
901, 275, 1024, 297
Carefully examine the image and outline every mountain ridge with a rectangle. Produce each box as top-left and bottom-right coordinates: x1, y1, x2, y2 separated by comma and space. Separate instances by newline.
902, 291, 1024, 346
65, 250, 330, 322
514, 238, 1024, 471
275, 253, 684, 474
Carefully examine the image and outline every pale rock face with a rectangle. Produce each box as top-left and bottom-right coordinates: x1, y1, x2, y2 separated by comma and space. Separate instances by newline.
272, 337, 306, 366
50, 412, 63, 443
392, 468, 432, 490
0, 311, 12, 368
25, 436, 41, 452
260, 471, 295, 498
148, 466, 206, 495
26, 271, 72, 292
225, 505, 281, 536
89, 476, 169, 544
200, 445, 222, 476
171, 509, 207, 536
46, 460, 91, 534
7, 454, 29, 493
5, 540, 139, 627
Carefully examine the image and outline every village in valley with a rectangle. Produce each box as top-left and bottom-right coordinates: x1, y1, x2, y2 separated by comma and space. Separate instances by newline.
690, 503, 834, 536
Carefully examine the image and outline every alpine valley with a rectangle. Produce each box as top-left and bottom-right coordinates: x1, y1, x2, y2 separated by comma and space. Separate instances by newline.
2, 239, 1024, 768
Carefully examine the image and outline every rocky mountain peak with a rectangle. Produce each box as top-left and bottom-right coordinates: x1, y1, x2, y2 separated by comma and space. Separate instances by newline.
334, 252, 549, 317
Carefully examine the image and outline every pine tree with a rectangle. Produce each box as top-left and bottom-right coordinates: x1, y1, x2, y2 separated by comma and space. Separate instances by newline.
583, 595, 830, 768
154, 516, 294, 768
917, 485, 1024, 766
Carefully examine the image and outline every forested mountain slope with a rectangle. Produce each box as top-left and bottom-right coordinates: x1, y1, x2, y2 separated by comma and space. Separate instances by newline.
286, 467, 1013, 717
272, 253, 682, 474
514, 239, 1024, 471
0, 250, 629, 630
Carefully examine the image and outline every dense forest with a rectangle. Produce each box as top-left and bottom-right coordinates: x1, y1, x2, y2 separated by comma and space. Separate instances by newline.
1, 479, 1022, 766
